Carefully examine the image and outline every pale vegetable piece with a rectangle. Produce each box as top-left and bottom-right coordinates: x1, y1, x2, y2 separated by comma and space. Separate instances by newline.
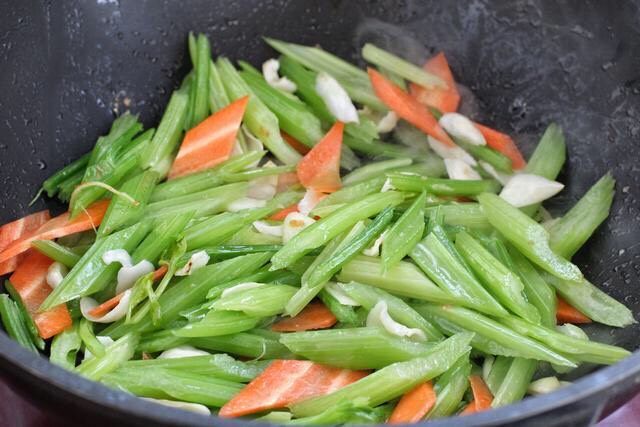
221, 282, 266, 298
142, 398, 212, 416
480, 161, 512, 185
175, 251, 210, 277
298, 188, 326, 216
444, 158, 482, 181
528, 376, 570, 395
325, 282, 361, 306
80, 289, 132, 324
116, 260, 155, 293
83, 336, 114, 361
439, 112, 486, 146
252, 221, 284, 238
102, 249, 133, 268
283, 212, 316, 243
315, 72, 359, 123
380, 178, 396, 193
482, 355, 495, 383
227, 197, 268, 212
428, 136, 476, 166
377, 111, 399, 133
262, 58, 297, 93
247, 161, 278, 200
556, 323, 589, 341
363, 230, 387, 257
499, 173, 565, 207
366, 300, 426, 341
158, 345, 211, 359
46, 262, 68, 289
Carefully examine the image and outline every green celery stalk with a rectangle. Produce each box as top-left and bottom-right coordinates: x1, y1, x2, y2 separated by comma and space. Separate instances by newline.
457, 139, 513, 173
3, 281, 45, 350
187, 33, 211, 128
491, 358, 537, 407
388, 173, 501, 196
136, 330, 188, 353
381, 192, 426, 270
548, 174, 615, 259
78, 318, 106, 358
278, 55, 334, 122
414, 304, 576, 367
101, 367, 242, 407
485, 356, 512, 395
173, 310, 261, 338
188, 330, 292, 359
410, 233, 508, 317
311, 176, 385, 214
0, 294, 38, 352
424, 204, 490, 229
455, 231, 540, 323
56, 168, 86, 203
337, 281, 443, 340
50, 323, 82, 370
362, 43, 447, 88
194, 245, 283, 264
76, 333, 138, 380
31, 240, 81, 268
212, 284, 298, 317
290, 332, 473, 417
318, 289, 360, 326
337, 255, 455, 304
343, 134, 412, 159
266, 38, 386, 110
42, 152, 90, 198
426, 355, 471, 419
342, 158, 412, 186
131, 211, 194, 266
98, 170, 159, 236
478, 193, 583, 282
41, 222, 151, 310
209, 60, 231, 112
271, 191, 404, 270
221, 164, 296, 182
217, 57, 301, 164
287, 401, 381, 426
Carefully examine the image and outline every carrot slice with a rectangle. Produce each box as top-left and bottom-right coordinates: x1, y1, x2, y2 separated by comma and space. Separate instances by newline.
88, 292, 124, 317
9, 251, 71, 339
410, 52, 460, 113
469, 375, 493, 411
282, 131, 310, 155
168, 96, 249, 179
152, 264, 168, 282
0, 210, 50, 276
219, 360, 368, 417
296, 122, 343, 193
460, 400, 477, 415
269, 204, 299, 221
368, 68, 455, 147
0, 200, 109, 264
271, 301, 337, 332
556, 296, 591, 324
389, 381, 437, 424
474, 123, 527, 170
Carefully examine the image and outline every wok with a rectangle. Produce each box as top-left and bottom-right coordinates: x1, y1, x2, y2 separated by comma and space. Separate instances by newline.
0, 0, 639, 425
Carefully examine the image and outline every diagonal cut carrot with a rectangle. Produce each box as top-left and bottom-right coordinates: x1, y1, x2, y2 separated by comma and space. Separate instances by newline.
389, 381, 437, 424
168, 96, 249, 179
282, 131, 310, 155
469, 375, 493, 411
0, 210, 50, 276
556, 296, 591, 324
296, 122, 343, 193
474, 123, 527, 170
0, 200, 110, 264
152, 264, 168, 282
271, 301, 337, 332
410, 52, 461, 113
9, 251, 71, 339
219, 359, 368, 417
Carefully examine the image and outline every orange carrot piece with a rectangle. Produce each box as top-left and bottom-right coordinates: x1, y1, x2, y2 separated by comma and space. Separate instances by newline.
282, 131, 310, 155
219, 360, 368, 417
368, 68, 455, 147
460, 401, 477, 415
271, 301, 337, 332
269, 204, 299, 221
0, 210, 51, 276
276, 172, 300, 193
410, 52, 460, 113
474, 123, 527, 170
469, 375, 493, 411
296, 122, 343, 193
9, 251, 71, 339
0, 200, 110, 264
389, 381, 437, 424
152, 264, 168, 282
556, 296, 591, 324
88, 292, 124, 317
168, 96, 249, 179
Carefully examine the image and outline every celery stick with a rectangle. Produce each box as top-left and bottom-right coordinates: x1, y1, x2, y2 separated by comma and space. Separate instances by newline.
50, 323, 82, 370
342, 158, 412, 186
0, 294, 37, 352
312, 176, 385, 213
42, 152, 90, 198
424, 204, 490, 229
189, 331, 292, 359
491, 358, 537, 407
381, 191, 426, 270
209, 60, 231, 112
76, 333, 138, 380
426, 355, 471, 419
187, 33, 211, 128
212, 284, 298, 317
388, 173, 501, 196
174, 310, 261, 338
485, 356, 513, 395
318, 289, 360, 326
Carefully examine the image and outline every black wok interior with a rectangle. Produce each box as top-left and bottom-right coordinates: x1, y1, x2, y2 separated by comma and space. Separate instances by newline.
0, 0, 639, 426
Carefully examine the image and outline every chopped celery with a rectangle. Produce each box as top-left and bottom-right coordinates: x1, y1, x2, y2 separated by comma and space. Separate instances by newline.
76, 333, 139, 380
381, 191, 426, 270
388, 173, 501, 196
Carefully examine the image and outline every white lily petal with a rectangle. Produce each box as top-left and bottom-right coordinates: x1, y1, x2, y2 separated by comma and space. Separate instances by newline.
175, 251, 210, 277
221, 282, 266, 299
444, 158, 482, 181
499, 173, 565, 207
439, 112, 486, 146
480, 161, 512, 185
380, 178, 396, 193
298, 189, 326, 216
363, 230, 387, 257
315, 72, 359, 123
142, 398, 211, 416
427, 136, 477, 166
366, 301, 426, 341
283, 212, 315, 243
528, 376, 569, 395
262, 58, 297, 93
227, 197, 267, 212
247, 161, 278, 200
116, 260, 155, 293
377, 111, 399, 133
46, 262, 68, 289
158, 346, 211, 359
252, 221, 284, 238
102, 249, 133, 268
80, 289, 132, 324
556, 323, 589, 341
83, 336, 114, 361
325, 282, 360, 306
